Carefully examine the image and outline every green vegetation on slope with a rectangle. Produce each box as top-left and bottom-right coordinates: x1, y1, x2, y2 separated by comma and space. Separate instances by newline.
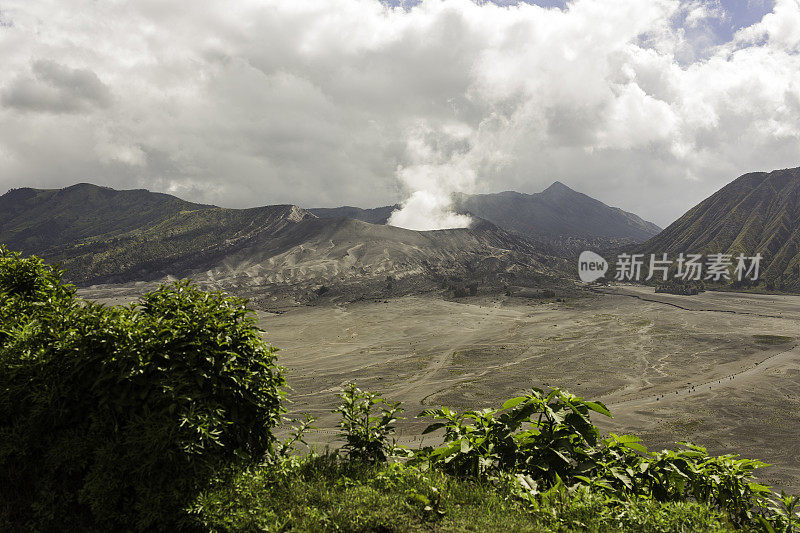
0, 184, 313, 285
193, 384, 799, 532
639, 167, 800, 291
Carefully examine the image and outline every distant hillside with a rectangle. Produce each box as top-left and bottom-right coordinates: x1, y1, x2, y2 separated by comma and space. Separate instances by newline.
0, 183, 314, 284
454, 182, 661, 242
1, 184, 565, 300
640, 167, 800, 290
309, 205, 397, 225
310, 183, 660, 243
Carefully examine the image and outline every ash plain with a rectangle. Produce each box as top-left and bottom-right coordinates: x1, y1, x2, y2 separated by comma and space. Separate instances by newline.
81, 283, 800, 494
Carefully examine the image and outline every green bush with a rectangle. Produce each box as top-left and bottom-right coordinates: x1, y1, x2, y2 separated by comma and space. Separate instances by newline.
334, 383, 403, 462
0, 246, 285, 531
418, 388, 611, 483
417, 387, 798, 530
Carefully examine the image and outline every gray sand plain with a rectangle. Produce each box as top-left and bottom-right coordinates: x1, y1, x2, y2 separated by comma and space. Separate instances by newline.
80, 284, 800, 493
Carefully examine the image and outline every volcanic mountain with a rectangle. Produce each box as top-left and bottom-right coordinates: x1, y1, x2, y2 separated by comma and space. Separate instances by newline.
310, 182, 661, 243
453, 182, 661, 242
0, 184, 563, 301
640, 166, 800, 290
192, 216, 564, 305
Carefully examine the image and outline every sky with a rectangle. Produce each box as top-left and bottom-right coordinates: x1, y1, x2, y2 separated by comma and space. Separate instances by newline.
1, 0, 798, 228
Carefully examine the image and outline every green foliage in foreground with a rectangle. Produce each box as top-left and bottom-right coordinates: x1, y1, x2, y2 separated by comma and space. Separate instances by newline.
417, 389, 772, 527
194, 454, 735, 532
415, 388, 799, 531
0, 246, 285, 531
193, 386, 799, 532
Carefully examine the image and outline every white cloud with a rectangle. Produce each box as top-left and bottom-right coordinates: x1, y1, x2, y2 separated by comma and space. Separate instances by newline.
683, 0, 726, 28
0, 0, 799, 227
734, 0, 800, 50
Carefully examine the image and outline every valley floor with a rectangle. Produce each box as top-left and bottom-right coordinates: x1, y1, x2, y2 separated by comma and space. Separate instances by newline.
262, 286, 800, 495
81, 284, 800, 494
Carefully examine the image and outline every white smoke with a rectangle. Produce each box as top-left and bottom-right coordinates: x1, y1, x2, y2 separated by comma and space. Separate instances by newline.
388, 118, 510, 231
387, 190, 472, 231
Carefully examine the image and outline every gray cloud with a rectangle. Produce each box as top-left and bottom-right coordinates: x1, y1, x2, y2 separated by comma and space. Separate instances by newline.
2, 59, 112, 113
0, 0, 799, 227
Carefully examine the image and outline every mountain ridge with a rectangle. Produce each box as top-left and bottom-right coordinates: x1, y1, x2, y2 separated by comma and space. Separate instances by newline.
0, 184, 565, 300
308, 182, 661, 243
0, 183, 317, 285
638, 166, 800, 290
308, 205, 397, 225
453, 182, 661, 242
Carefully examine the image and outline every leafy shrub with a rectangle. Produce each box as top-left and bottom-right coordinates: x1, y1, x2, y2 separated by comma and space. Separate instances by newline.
417, 386, 790, 529
0, 246, 285, 531
760, 491, 800, 532
334, 383, 403, 462
418, 387, 611, 483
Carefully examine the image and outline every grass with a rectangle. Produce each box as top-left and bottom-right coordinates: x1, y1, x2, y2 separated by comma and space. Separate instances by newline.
752, 335, 794, 345
192, 455, 735, 532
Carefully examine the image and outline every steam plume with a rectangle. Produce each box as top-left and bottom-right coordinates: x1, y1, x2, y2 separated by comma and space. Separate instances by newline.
388, 119, 508, 231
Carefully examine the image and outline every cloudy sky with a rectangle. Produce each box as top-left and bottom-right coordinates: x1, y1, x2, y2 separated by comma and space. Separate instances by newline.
1, 0, 799, 228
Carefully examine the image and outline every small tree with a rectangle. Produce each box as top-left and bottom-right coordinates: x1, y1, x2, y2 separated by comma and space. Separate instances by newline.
334, 383, 403, 462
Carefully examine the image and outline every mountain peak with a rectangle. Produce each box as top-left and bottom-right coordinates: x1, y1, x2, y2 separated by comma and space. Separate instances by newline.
63, 182, 110, 191
640, 165, 800, 289
541, 181, 576, 195
452, 182, 661, 241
